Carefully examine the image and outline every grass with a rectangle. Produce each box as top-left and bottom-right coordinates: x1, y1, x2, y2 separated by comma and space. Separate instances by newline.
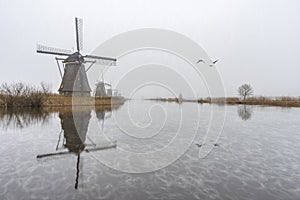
0, 82, 125, 108
0, 82, 50, 108
216, 96, 300, 107
0, 93, 47, 108
44, 95, 125, 107
146, 98, 211, 103
0, 94, 125, 108
146, 96, 300, 108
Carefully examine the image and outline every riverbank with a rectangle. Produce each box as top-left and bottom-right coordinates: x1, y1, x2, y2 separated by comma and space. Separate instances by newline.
0, 94, 125, 108
225, 97, 300, 107
146, 98, 211, 104
44, 95, 125, 107
0, 82, 125, 108
147, 97, 300, 108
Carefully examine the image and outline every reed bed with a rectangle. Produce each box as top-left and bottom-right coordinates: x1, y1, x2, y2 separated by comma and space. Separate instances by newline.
0, 83, 125, 108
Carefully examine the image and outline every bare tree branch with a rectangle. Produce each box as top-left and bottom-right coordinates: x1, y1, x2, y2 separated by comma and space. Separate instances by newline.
238, 84, 254, 100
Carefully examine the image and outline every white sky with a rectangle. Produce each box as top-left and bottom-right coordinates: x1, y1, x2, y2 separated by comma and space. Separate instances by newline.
0, 0, 299, 97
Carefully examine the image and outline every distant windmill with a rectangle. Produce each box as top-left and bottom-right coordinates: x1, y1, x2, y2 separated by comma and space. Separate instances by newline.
95, 82, 112, 97
37, 17, 117, 97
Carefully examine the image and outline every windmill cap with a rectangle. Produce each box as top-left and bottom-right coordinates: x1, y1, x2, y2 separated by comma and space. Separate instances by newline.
64, 52, 84, 63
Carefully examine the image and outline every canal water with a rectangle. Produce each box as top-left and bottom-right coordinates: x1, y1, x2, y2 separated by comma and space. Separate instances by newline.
0, 101, 299, 200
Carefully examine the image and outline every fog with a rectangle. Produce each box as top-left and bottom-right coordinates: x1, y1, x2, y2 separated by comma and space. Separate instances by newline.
0, 0, 299, 97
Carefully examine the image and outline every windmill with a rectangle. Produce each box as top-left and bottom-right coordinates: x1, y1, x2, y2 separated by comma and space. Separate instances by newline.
37, 17, 117, 97
95, 82, 112, 97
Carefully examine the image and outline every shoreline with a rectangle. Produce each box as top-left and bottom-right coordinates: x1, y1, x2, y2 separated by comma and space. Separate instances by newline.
1, 95, 300, 109
146, 97, 300, 108
0, 95, 125, 108
44, 96, 125, 107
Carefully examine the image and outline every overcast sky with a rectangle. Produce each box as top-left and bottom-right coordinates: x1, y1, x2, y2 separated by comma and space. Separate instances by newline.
0, 0, 299, 97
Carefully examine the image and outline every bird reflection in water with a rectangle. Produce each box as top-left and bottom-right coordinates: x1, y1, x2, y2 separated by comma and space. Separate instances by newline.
36, 106, 119, 189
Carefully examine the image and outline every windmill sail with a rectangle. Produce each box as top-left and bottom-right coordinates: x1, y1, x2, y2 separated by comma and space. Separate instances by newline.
75, 17, 83, 52
37, 44, 72, 56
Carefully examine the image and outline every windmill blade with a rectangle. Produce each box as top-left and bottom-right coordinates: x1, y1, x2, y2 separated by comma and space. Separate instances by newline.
75, 17, 83, 52
84, 56, 117, 66
37, 150, 75, 159
85, 55, 116, 61
95, 59, 116, 66
37, 44, 72, 56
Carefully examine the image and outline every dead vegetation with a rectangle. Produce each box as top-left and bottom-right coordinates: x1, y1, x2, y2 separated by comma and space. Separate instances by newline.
0, 82, 51, 108
224, 96, 300, 107
0, 82, 125, 108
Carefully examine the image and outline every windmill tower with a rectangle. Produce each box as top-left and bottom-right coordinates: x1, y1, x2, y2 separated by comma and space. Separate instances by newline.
37, 17, 116, 97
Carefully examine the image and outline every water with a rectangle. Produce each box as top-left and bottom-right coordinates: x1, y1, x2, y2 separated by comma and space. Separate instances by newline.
0, 101, 299, 200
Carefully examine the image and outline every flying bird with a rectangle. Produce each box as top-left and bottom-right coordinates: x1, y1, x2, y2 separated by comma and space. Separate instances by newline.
196, 59, 205, 64
213, 59, 219, 64
210, 59, 219, 67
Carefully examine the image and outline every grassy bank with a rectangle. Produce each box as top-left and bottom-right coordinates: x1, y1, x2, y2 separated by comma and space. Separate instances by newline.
147, 96, 300, 108
0, 83, 125, 108
0, 82, 50, 108
44, 95, 125, 107
224, 97, 300, 107
146, 98, 211, 104
0, 94, 125, 108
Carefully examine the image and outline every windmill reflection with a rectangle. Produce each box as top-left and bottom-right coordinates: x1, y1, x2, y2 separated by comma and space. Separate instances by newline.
238, 105, 253, 121
37, 106, 118, 189
96, 108, 112, 131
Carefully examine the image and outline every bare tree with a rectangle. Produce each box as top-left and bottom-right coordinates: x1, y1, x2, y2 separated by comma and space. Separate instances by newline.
238, 84, 254, 100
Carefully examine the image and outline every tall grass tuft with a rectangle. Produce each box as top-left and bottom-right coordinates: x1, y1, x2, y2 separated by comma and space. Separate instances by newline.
0, 82, 51, 108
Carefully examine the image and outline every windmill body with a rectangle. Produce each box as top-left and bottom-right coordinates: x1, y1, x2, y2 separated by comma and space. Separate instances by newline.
59, 61, 91, 97
37, 18, 116, 97
95, 82, 107, 97
95, 82, 113, 97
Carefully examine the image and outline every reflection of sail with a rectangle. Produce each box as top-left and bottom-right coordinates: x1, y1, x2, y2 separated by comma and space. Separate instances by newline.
238, 105, 253, 121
